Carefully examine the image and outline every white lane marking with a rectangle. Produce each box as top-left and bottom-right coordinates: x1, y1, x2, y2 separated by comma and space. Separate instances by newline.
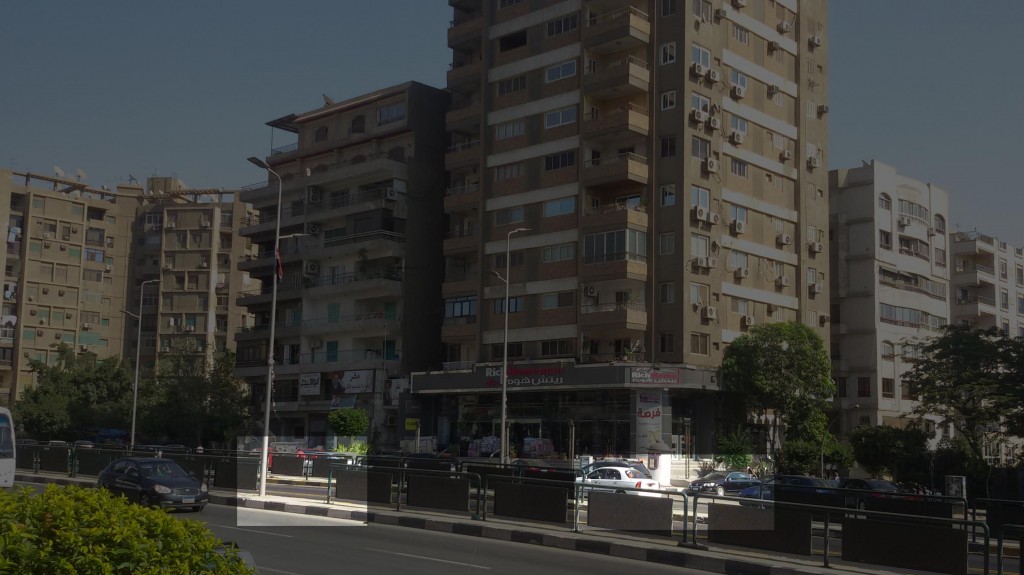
213, 524, 295, 538
256, 567, 307, 575
367, 549, 491, 570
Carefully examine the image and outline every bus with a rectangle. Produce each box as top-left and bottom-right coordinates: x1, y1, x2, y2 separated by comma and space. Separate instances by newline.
0, 407, 14, 488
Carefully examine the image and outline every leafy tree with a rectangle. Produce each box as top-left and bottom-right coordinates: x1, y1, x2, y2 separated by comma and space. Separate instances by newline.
997, 335, 1024, 438
716, 428, 753, 470
848, 424, 930, 482
775, 439, 821, 475
903, 325, 1006, 463
720, 322, 834, 458
328, 408, 368, 448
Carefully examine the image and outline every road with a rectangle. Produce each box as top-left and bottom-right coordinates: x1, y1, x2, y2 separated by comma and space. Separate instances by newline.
180, 504, 716, 575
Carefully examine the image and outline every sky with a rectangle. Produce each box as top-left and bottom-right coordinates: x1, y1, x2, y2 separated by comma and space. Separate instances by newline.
2, 1, 1022, 243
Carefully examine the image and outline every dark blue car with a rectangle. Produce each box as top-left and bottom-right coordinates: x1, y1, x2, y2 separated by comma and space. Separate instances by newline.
739, 475, 831, 501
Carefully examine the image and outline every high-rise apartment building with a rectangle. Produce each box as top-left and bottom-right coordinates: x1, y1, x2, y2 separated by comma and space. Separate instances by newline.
829, 161, 950, 440
950, 230, 1024, 338
411, 0, 830, 458
236, 82, 447, 448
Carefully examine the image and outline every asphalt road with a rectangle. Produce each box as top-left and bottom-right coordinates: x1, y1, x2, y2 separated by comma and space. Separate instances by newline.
181, 504, 716, 575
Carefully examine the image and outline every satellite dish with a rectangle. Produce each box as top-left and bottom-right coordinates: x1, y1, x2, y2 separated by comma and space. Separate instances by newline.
323, 94, 335, 106
53, 165, 65, 178
76, 168, 88, 182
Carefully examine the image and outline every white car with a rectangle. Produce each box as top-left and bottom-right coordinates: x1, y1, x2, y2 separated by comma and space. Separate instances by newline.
577, 465, 662, 497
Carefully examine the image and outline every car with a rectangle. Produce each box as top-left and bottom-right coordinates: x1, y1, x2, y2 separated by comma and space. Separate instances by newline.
739, 475, 832, 501
581, 459, 653, 479
73, 440, 95, 450
838, 477, 900, 509
96, 457, 209, 512
577, 465, 662, 497
687, 471, 760, 496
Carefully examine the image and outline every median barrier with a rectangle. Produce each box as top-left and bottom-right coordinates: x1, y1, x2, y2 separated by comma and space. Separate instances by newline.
211, 457, 258, 491
15, 445, 36, 472
270, 454, 305, 477
487, 475, 571, 525
403, 469, 482, 517
978, 499, 1024, 540
586, 490, 675, 536
864, 495, 954, 519
706, 500, 813, 556
37, 446, 70, 474
996, 524, 1023, 575
328, 466, 393, 505
73, 448, 120, 476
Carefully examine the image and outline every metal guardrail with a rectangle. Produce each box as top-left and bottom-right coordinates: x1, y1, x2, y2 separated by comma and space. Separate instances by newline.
998, 524, 1024, 575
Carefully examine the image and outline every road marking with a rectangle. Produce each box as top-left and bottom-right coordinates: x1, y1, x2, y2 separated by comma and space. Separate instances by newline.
257, 567, 307, 575
368, 549, 491, 570
213, 524, 295, 538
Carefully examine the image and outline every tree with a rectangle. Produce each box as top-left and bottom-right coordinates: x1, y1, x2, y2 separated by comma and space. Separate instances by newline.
903, 325, 1006, 463
328, 408, 368, 448
720, 322, 834, 458
716, 428, 753, 470
848, 424, 930, 482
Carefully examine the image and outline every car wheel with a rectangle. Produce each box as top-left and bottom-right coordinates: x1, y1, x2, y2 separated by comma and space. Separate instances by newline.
715, 486, 725, 497
139, 493, 153, 508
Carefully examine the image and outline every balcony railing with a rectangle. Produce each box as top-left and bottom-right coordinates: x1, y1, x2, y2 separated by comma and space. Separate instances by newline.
582, 251, 647, 265
445, 183, 479, 197
241, 186, 404, 226
442, 360, 475, 371
581, 301, 646, 314
587, 6, 649, 26
235, 348, 401, 368
270, 142, 299, 156
240, 311, 399, 333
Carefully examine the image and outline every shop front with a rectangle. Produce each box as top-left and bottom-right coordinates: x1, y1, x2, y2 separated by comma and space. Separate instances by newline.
410, 362, 726, 459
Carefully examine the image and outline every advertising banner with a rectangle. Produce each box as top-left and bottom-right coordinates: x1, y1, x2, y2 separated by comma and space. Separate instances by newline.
331, 370, 374, 394
299, 372, 321, 396
635, 390, 663, 453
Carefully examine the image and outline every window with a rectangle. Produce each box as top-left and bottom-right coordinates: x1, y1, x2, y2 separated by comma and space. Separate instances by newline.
661, 90, 677, 110
497, 75, 526, 96
690, 185, 710, 210
494, 162, 523, 181
878, 193, 892, 210
1018, 295, 1024, 316
857, 377, 871, 398
583, 229, 648, 264
314, 125, 328, 142
376, 102, 406, 126
84, 248, 105, 262
541, 291, 574, 309
493, 296, 523, 314
691, 136, 711, 159
729, 69, 748, 91
729, 298, 749, 315
881, 342, 895, 359
660, 333, 675, 353
728, 204, 748, 225
498, 30, 527, 52
690, 233, 710, 258
494, 251, 524, 268
807, 267, 817, 286
882, 378, 895, 399
495, 119, 525, 141
542, 243, 575, 262
544, 150, 576, 171
691, 92, 710, 113
660, 282, 676, 304
445, 297, 477, 319
690, 282, 709, 306
730, 159, 748, 177
492, 342, 523, 360
729, 251, 748, 272
660, 42, 677, 64
1001, 289, 1010, 310
545, 106, 577, 128
546, 14, 578, 36
660, 184, 676, 206
543, 197, 576, 217
690, 332, 710, 355
349, 115, 365, 134
692, 0, 711, 20
83, 269, 103, 283
730, 115, 747, 135
540, 339, 573, 357
732, 24, 749, 44
546, 60, 577, 83
934, 247, 946, 266
495, 206, 524, 225
661, 0, 677, 16
1001, 259, 1009, 279
659, 232, 676, 255
691, 44, 710, 68
769, 87, 783, 106
1017, 265, 1024, 286
879, 230, 892, 250
1003, 320, 1010, 336
661, 135, 677, 157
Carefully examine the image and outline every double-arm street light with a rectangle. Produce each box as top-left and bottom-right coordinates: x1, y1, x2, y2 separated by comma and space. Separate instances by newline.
247, 156, 283, 498
498, 227, 529, 464
129, 279, 160, 452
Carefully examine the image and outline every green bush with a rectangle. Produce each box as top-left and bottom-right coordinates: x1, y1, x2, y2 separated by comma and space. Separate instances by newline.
0, 484, 254, 575
335, 440, 368, 455
328, 408, 369, 441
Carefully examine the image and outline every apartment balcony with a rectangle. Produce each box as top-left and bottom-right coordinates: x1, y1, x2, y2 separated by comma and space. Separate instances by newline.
583, 6, 650, 55
300, 230, 405, 262
447, 58, 483, 88
299, 313, 402, 338
446, 99, 482, 130
446, 140, 482, 169
443, 232, 478, 254
303, 270, 403, 300
449, 0, 479, 11
441, 315, 478, 339
952, 263, 996, 287
953, 294, 998, 318
306, 186, 408, 226
582, 103, 649, 140
581, 153, 649, 188
239, 153, 409, 205
235, 278, 303, 307
448, 15, 483, 51
580, 252, 648, 282
580, 301, 648, 331
444, 183, 481, 211
581, 203, 648, 231
582, 57, 649, 101
234, 349, 401, 378
442, 274, 479, 297
951, 231, 996, 255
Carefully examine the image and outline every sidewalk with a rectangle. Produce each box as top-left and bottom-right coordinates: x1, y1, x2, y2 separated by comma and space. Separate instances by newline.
11, 471, 1000, 574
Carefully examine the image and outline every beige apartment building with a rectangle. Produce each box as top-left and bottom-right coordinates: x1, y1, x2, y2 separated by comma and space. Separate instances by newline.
236, 82, 448, 448
411, 0, 830, 458
829, 161, 950, 443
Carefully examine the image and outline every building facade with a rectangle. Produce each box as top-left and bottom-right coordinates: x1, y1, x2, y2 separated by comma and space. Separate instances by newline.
950, 230, 1024, 338
829, 161, 950, 440
236, 82, 448, 448
413, 0, 831, 458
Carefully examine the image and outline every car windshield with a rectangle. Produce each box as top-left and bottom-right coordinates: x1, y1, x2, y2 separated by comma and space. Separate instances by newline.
702, 473, 726, 481
138, 461, 189, 478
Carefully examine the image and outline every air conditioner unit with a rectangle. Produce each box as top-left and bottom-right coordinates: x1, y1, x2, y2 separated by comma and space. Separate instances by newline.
777, 233, 793, 246
706, 257, 718, 268
703, 157, 719, 174
691, 205, 708, 222
781, 150, 793, 161
184, 325, 194, 333
690, 62, 706, 77
65, 312, 71, 318
304, 261, 320, 275
729, 131, 745, 145
29, 309, 37, 316
768, 40, 780, 52
104, 265, 112, 273
163, 264, 173, 270
59, 244, 67, 251
307, 186, 323, 203
812, 283, 824, 294
775, 276, 791, 288
153, 224, 161, 231
695, 256, 709, 269
742, 315, 756, 327
306, 223, 321, 236
706, 68, 721, 83
199, 262, 209, 268
36, 330, 43, 337
732, 0, 746, 7
80, 345, 89, 352
898, 216, 912, 226
702, 306, 718, 320
691, 109, 708, 123
200, 221, 211, 228
708, 116, 721, 131
927, 227, 936, 236
44, 242, 51, 249
808, 35, 822, 48
309, 337, 323, 349
714, 8, 727, 19
42, 287, 49, 294
59, 290, 66, 297
54, 332, 61, 339
161, 346, 170, 353
384, 188, 399, 200
43, 233, 51, 239
817, 105, 830, 116
731, 85, 746, 99
584, 285, 598, 297
777, 21, 791, 34
809, 241, 824, 253
734, 267, 749, 279
166, 222, 176, 229
732, 220, 746, 234
708, 212, 721, 225
807, 156, 822, 169
819, 314, 832, 324
768, 84, 781, 96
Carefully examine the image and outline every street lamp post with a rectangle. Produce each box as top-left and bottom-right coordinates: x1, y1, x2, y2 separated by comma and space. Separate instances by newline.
499, 227, 529, 465
130, 279, 160, 452
248, 156, 283, 498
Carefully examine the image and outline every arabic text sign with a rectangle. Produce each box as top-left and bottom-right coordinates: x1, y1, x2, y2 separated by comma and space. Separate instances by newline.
299, 373, 321, 396
482, 365, 566, 388
331, 370, 374, 394
635, 390, 663, 452
630, 367, 680, 386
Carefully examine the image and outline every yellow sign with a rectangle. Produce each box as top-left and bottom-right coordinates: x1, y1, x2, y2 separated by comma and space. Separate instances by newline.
404, 418, 420, 431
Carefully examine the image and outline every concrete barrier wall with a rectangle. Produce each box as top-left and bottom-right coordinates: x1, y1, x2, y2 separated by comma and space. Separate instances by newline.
587, 491, 673, 536
406, 474, 470, 513
493, 483, 568, 524
707, 503, 813, 556
842, 517, 967, 575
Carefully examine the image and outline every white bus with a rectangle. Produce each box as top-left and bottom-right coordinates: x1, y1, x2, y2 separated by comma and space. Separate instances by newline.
0, 407, 14, 488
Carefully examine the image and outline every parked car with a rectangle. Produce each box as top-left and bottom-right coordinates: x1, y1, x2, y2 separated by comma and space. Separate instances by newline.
96, 457, 209, 512
838, 477, 900, 509
581, 459, 653, 479
687, 471, 760, 496
72, 440, 95, 450
739, 475, 832, 501
577, 465, 662, 497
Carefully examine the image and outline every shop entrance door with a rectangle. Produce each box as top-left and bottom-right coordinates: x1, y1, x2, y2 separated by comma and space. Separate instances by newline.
491, 419, 543, 458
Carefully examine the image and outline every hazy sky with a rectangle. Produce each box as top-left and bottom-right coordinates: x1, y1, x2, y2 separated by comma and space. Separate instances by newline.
2, 1, 1022, 243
